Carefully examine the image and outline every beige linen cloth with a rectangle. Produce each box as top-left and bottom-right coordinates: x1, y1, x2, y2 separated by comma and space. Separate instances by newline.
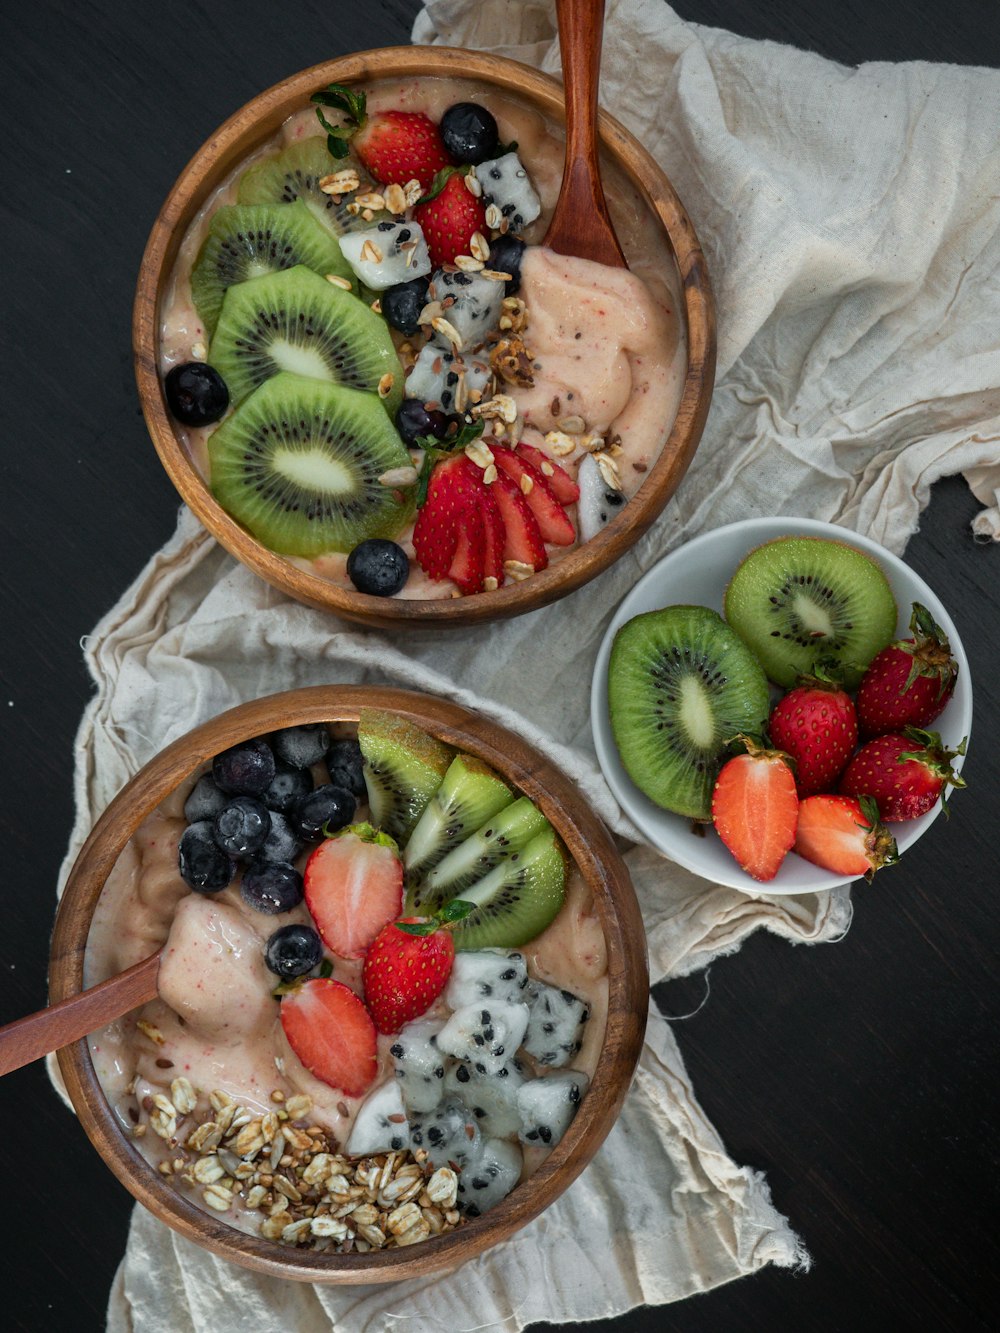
51, 1, 1000, 1328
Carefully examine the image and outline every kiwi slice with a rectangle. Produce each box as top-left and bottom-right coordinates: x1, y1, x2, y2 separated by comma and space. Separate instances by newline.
238, 137, 389, 236
608, 605, 770, 820
724, 536, 898, 689
207, 372, 414, 557
208, 266, 403, 412
403, 754, 514, 882
408, 796, 551, 915
448, 827, 567, 951
358, 709, 453, 842
189, 200, 354, 337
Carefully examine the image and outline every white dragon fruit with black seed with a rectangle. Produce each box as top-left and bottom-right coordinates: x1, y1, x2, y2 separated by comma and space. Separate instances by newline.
404, 343, 492, 412
444, 950, 529, 1011
522, 981, 590, 1067
428, 269, 504, 352
516, 1070, 589, 1147
436, 1001, 530, 1076
408, 1096, 484, 1170
577, 453, 627, 542
445, 1057, 527, 1139
389, 1018, 447, 1114
344, 1078, 410, 1155
473, 152, 542, 233
456, 1137, 523, 1217
339, 220, 431, 289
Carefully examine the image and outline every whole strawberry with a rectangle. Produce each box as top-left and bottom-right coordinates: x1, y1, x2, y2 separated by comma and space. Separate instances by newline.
362, 903, 472, 1034
413, 171, 488, 268
311, 84, 452, 191
856, 602, 959, 738
839, 727, 967, 822
769, 674, 858, 796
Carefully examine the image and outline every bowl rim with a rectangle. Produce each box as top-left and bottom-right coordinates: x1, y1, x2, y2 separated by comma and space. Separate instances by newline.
590, 517, 973, 896
50, 685, 649, 1282
132, 44, 716, 628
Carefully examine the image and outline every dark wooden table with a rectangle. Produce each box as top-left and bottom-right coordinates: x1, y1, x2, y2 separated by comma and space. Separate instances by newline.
2, 2, 996, 1328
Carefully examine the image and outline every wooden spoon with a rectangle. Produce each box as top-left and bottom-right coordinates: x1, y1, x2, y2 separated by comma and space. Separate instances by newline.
0, 949, 160, 1077
544, 0, 627, 268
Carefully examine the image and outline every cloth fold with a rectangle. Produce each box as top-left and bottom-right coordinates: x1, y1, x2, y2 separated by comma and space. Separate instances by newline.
51, 1, 1000, 1328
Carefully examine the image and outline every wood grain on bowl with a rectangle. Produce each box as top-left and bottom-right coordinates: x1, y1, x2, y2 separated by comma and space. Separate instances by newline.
50, 686, 648, 1282
133, 46, 715, 626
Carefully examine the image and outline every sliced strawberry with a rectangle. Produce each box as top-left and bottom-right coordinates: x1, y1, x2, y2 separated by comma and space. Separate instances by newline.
711, 739, 798, 881
412, 454, 481, 580
492, 447, 575, 546
515, 441, 580, 504
280, 978, 377, 1097
413, 172, 487, 269
447, 501, 485, 594
795, 794, 898, 882
362, 917, 456, 1035
490, 470, 548, 571
303, 823, 403, 959
476, 482, 506, 589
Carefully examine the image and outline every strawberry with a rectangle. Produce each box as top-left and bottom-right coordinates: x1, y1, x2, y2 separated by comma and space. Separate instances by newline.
413, 171, 487, 269
856, 602, 959, 738
363, 906, 471, 1034
711, 737, 798, 881
492, 446, 576, 546
477, 481, 506, 589
490, 470, 548, 571
768, 675, 858, 796
311, 83, 452, 191
412, 454, 482, 581
280, 977, 378, 1096
514, 441, 580, 504
303, 823, 403, 959
839, 727, 967, 822
447, 500, 485, 594
794, 795, 898, 882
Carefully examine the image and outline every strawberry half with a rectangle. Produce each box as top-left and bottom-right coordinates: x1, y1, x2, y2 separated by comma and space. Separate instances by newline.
363, 909, 469, 1035
769, 675, 858, 796
839, 727, 967, 822
280, 978, 378, 1096
711, 737, 798, 881
514, 441, 580, 504
794, 794, 898, 882
413, 171, 487, 269
303, 823, 403, 959
311, 84, 452, 192
492, 446, 575, 546
490, 470, 548, 571
856, 602, 959, 738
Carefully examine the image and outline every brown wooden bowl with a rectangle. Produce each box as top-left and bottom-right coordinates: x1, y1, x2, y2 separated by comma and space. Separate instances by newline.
134, 46, 715, 628
50, 686, 648, 1282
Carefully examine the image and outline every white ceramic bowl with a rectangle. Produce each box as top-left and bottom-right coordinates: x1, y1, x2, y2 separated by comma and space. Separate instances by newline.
590, 517, 973, 895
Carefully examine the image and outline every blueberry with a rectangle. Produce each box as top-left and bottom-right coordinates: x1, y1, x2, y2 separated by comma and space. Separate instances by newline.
347, 539, 410, 597
265, 923, 323, 979
381, 276, 430, 336
262, 762, 313, 815
293, 784, 356, 841
396, 398, 450, 446
213, 796, 271, 858
272, 724, 330, 770
178, 821, 234, 892
254, 809, 305, 865
183, 773, 227, 824
326, 738, 366, 799
440, 102, 500, 165
487, 234, 526, 295
212, 737, 275, 795
241, 861, 304, 915
164, 362, 229, 427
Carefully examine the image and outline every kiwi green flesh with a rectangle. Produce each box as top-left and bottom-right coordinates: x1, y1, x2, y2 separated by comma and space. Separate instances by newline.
408, 796, 551, 914
358, 708, 453, 842
207, 372, 413, 558
237, 138, 391, 237
724, 537, 898, 689
608, 605, 770, 821
189, 200, 354, 337
449, 828, 566, 951
403, 754, 514, 880
208, 266, 403, 413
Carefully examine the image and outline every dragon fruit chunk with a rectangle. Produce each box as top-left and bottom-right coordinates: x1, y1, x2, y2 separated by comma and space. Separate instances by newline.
516, 1070, 589, 1147
389, 1018, 447, 1114
428, 269, 504, 352
473, 152, 542, 233
436, 1001, 530, 1077
408, 1096, 484, 1170
443, 950, 529, 1011
577, 453, 627, 543
457, 1137, 523, 1217
339, 220, 431, 290
522, 981, 590, 1068
404, 342, 492, 413
344, 1078, 410, 1155
445, 1057, 527, 1139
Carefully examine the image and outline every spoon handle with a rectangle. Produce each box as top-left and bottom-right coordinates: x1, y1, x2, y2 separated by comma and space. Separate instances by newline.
0, 950, 161, 1077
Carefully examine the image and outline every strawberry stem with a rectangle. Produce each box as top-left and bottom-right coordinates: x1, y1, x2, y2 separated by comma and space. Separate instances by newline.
310, 83, 367, 160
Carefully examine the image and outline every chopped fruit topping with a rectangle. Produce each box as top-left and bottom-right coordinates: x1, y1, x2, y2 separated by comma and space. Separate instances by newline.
414, 171, 488, 269
303, 822, 404, 958
412, 453, 482, 581
768, 674, 858, 797
856, 603, 959, 738
794, 794, 899, 881
477, 481, 506, 589
492, 446, 575, 546
280, 977, 378, 1096
362, 904, 472, 1035
839, 727, 967, 822
311, 84, 452, 192
514, 441, 580, 503
711, 738, 798, 881
447, 500, 485, 595
490, 470, 548, 571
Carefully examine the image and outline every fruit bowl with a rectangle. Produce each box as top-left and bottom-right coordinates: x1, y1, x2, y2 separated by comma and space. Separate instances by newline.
133, 45, 714, 627
590, 518, 973, 895
49, 686, 647, 1282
